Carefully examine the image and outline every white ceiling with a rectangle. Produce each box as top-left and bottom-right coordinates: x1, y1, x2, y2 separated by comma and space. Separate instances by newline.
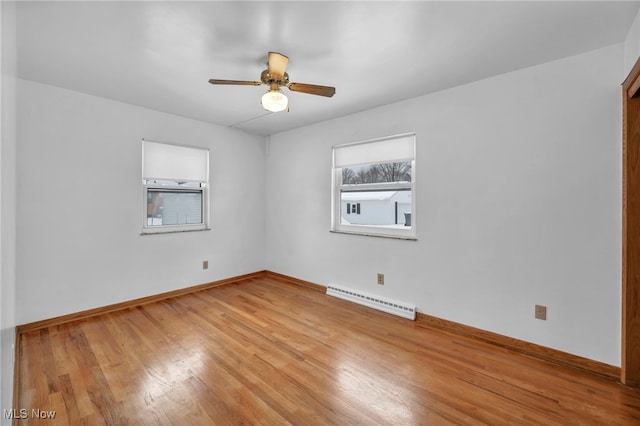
16, 1, 639, 136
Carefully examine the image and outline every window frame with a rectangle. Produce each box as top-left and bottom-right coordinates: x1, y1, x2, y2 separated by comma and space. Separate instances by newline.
331, 133, 417, 240
141, 140, 210, 235
142, 181, 209, 234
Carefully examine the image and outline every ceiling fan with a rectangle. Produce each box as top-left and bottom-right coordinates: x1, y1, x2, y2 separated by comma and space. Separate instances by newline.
208, 51, 336, 112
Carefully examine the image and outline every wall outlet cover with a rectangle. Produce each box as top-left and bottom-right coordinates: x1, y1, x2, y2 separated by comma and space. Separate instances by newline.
535, 304, 547, 320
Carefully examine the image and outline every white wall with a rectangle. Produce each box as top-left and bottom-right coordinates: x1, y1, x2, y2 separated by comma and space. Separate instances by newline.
15, 80, 266, 324
1, 1, 17, 421
625, 7, 640, 77
266, 44, 623, 366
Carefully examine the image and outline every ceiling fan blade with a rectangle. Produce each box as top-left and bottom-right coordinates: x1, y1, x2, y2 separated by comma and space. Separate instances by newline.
208, 79, 262, 86
268, 52, 289, 78
288, 82, 336, 97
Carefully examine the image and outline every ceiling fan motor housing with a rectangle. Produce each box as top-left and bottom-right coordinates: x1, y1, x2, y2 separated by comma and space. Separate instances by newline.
261, 70, 289, 86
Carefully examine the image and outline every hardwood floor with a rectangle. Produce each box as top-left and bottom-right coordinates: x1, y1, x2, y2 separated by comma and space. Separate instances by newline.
15, 275, 640, 425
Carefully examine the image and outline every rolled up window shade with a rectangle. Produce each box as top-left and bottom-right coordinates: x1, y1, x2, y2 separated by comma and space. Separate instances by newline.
334, 133, 415, 168
142, 140, 209, 182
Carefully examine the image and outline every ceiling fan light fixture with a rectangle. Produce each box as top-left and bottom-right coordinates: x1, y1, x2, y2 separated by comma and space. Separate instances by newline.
209, 51, 335, 112
261, 89, 288, 112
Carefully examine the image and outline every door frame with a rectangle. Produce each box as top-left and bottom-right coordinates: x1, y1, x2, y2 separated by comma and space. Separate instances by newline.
622, 56, 640, 386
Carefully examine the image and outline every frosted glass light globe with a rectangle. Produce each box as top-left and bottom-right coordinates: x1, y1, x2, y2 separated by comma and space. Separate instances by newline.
261, 89, 288, 112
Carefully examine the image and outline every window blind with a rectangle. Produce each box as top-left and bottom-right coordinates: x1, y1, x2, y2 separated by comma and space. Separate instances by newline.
333, 133, 415, 168
142, 140, 209, 182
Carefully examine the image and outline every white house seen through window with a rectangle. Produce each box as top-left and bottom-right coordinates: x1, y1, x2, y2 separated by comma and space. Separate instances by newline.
332, 133, 416, 239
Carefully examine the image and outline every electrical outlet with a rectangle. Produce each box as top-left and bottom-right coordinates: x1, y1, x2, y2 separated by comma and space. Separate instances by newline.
202, 260, 209, 270
377, 273, 384, 285
535, 304, 547, 320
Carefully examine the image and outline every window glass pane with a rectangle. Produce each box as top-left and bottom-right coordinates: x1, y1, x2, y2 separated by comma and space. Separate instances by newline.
342, 161, 412, 185
340, 189, 412, 228
147, 189, 203, 226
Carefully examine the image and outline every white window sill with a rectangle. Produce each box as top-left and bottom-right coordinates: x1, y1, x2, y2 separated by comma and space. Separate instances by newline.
141, 227, 211, 236
330, 229, 417, 241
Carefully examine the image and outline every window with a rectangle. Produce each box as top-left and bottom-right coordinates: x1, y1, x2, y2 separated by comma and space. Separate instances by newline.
331, 133, 416, 239
142, 140, 210, 234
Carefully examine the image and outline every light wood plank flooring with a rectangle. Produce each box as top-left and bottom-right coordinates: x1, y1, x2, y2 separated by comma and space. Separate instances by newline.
16, 275, 640, 425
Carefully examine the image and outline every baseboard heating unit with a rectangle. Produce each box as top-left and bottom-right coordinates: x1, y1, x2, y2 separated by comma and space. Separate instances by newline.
326, 283, 416, 320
